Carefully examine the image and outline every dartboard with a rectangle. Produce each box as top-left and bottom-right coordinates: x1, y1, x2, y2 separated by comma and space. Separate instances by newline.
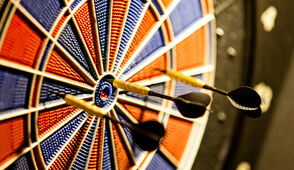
0, 0, 215, 169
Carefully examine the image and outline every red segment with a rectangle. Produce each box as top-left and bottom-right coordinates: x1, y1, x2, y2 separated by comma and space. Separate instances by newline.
175, 27, 206, 71
118, 8, 157, 74
74, 1, 100, 71
38, 105, 80, 138
88, 120, 104, 170
161, 116, 193, 161
48, 116, 93, 170
0, 12, 44, 68
112, 124, 133, 169
45, 49, 85, 83
0, 117, 24, 163
108, 0, 129, 71
118, 101, 159, 122
128, 54, 167, 82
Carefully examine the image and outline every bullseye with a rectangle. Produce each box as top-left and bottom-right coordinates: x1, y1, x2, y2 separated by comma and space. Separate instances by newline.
94, 74, 118, 112
100, 86, 110, 101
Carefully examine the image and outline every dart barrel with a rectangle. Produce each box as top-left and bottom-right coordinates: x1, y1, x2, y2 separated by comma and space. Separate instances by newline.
112, 79, 151, 96
165, 69, 206, 88
63, 94, 106, 118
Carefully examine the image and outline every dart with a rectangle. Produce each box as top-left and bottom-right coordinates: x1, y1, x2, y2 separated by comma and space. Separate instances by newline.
106, 78, 212, 118
57, 93, 165, 151
159, 69, 262, 118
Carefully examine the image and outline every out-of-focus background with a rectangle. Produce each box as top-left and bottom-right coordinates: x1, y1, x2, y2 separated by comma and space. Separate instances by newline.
192, 0, 294, 169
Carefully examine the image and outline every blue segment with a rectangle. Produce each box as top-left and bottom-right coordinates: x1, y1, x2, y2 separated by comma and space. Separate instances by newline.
70, 0, 83, 10
58, 21, 91, 73
39, 78, 92, 103
113, 0, 145, 72
0, 68, 30, 111
169, 0, 202, 36
94, 0, 111, 71
146, 151, 176, 170
152, 0, 163, 15
20, 0, 64, 31
40, 113, 87, 166
122, 29, 164, 75
124, 83, 165, 104
39, 41, 53, 71
102, 121, 114, 169
8, 154, 34, 169
71, 118, 98, 169
115, 107, 143, 159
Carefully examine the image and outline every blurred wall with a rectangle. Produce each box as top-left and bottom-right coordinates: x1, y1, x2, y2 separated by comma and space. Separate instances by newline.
192, 0, 294, 170
223, 0, 294, 169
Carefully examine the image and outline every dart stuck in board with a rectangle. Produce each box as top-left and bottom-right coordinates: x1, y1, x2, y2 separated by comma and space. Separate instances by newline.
159, 69, 262, 118
106, 78, 212, 118
57, 93, 165, 151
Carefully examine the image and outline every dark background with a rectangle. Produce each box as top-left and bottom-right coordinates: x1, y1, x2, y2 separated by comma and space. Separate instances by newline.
192, 0, 294, 169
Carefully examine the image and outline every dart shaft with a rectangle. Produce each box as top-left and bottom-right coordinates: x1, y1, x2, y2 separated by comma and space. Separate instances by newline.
148, 90, 174, 101
109, 79, 206, 106
108, 79, 175, 101
63, 94, 106, 118
165, 69, 205, 88
111, 79, 151, 96
164, 69, 228, 95
203, 84, 228, 95
62, 94, 163, 141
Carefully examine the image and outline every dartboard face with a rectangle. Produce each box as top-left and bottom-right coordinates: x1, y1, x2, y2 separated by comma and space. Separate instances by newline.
0, 0, 215, 169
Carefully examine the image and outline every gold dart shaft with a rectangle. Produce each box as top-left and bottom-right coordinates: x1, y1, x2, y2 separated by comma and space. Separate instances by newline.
62, 94, 165, 145
111, 79, 151, 96
163, 69, 227, 95
109, 79, 174, 100
165, 69, 205, 88
63, 94, 106, 118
